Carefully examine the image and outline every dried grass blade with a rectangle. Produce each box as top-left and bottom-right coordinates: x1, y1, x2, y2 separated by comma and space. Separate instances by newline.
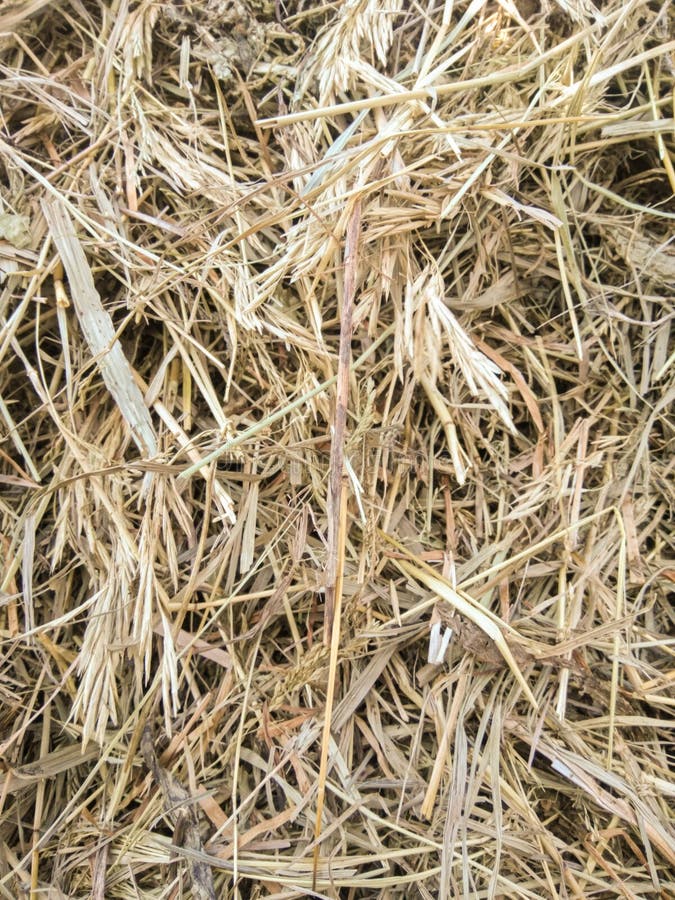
0, 393, 41, 482
313, 199, 362, 888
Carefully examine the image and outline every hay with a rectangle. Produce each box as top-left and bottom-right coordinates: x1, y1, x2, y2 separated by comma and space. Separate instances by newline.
0, 0, 673, 896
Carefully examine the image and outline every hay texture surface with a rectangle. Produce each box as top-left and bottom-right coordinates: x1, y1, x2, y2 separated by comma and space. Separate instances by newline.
1, 0, 674, 897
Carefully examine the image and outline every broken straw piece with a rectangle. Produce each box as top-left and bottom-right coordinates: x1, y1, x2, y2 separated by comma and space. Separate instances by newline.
428, 619, 453, 665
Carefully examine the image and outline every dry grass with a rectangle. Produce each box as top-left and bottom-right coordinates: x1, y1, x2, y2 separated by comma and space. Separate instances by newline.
0, 0, 674, 897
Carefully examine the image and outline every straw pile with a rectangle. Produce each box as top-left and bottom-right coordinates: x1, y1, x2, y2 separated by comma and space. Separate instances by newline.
1, 0, 673, 897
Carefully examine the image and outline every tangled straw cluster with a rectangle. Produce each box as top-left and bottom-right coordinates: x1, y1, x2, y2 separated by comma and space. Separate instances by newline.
0, 0, 673, 896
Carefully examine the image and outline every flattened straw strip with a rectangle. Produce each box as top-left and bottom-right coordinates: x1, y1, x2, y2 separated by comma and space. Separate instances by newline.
41, 197, 157, 458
